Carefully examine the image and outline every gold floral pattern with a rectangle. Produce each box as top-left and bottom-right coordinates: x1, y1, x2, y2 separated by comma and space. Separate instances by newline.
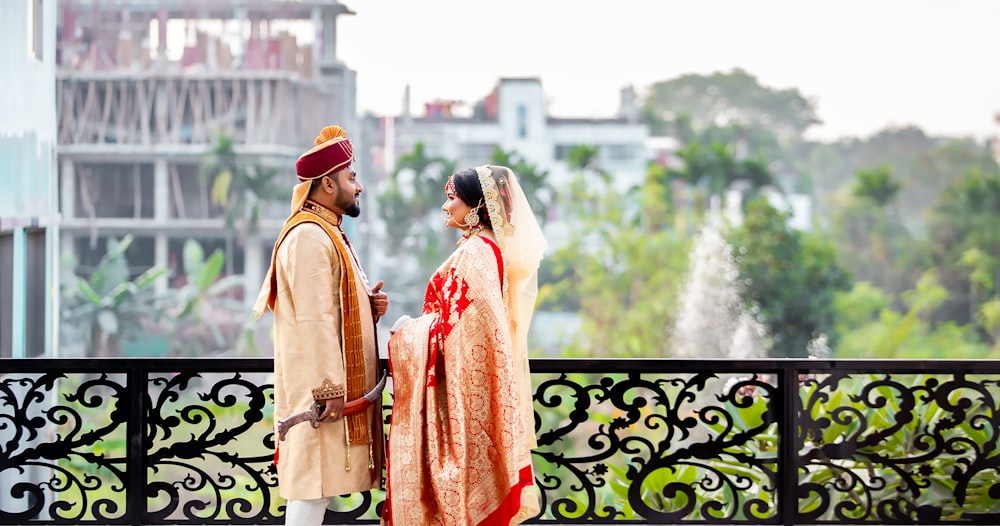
385, 237, 538, 525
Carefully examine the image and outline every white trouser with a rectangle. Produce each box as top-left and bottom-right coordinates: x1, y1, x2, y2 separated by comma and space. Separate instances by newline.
285, 497, 330, 525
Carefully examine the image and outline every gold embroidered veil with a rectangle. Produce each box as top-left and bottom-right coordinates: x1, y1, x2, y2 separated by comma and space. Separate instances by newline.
476, 165, 547, 448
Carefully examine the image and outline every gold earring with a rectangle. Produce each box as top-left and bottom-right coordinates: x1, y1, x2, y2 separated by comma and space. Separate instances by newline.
463, 208, 480, 228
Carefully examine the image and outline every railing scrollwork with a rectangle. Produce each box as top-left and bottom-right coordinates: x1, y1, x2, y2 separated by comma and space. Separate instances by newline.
3, 359, 1000, 524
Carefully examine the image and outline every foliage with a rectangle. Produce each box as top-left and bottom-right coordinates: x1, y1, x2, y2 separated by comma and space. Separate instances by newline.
168, 239, 247, 356
60, 235, 167, 356
925, 170, 1000, 328
727, 198, 851, 357
902, 138, 1000, 231
379, 142, 456, 245
830, 167, 923, 297
795, 127, 998, 227
637, 71, 999, 355
641, 68, 821, 143
654, 140, 775, 211
537, 145, 690, 357
201, 133, 288, 245
832, 273, 993, 359
798, 373, 1000, 519
60, 235, 252, 357
488, 147, 555, 225
376, 142, 457, 314
852, 165, 902, 206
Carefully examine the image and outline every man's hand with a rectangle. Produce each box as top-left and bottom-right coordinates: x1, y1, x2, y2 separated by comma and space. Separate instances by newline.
317, 397, 345, 422
371, 280, 389, 320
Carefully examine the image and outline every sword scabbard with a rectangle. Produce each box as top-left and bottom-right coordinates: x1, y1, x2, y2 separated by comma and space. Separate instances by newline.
276, 371, 388, 441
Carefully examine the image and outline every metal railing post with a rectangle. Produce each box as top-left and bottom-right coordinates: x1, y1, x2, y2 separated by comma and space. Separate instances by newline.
127, 364, 146, 526
779, 364, 798, 526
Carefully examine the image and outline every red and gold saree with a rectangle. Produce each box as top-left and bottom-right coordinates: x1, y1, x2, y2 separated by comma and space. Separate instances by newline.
384, 235, 539, 525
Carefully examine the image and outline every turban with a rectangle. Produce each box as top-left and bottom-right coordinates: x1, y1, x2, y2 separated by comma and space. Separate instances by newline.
287, 125, 355, 215
295, 125, 355, 181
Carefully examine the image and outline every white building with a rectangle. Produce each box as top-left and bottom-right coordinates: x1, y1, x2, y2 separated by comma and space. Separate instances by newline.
0, 0, 59, 358
388, 78, 650, 192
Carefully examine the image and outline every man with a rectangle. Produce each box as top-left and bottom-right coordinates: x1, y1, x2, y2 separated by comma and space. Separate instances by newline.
254, 125, 388, 525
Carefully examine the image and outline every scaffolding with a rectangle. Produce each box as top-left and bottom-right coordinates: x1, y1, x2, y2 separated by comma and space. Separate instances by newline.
56, 0, 358, 356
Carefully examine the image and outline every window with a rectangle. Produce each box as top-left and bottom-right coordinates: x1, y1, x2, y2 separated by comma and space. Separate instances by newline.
24, 229, 46, 357
517, 105, 528, 138
28, 0, 43, 61
554, 144, 575, 161
603, 144, 633, 162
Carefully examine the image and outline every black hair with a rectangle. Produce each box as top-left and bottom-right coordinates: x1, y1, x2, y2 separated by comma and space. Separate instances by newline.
451, 167, 492, 227
310, 175, 326, 192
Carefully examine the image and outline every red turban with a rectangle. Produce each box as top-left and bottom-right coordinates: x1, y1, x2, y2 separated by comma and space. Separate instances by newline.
295, 125, 354, 181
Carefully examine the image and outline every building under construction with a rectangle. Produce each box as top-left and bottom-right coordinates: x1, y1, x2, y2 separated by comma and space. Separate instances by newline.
56, 0, 358, 355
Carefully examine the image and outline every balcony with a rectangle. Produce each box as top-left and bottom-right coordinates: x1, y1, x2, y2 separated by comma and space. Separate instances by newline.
2, 357, 1000, 524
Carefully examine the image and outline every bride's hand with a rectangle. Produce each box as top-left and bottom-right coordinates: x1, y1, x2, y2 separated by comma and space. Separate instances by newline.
390, 315, 413, 335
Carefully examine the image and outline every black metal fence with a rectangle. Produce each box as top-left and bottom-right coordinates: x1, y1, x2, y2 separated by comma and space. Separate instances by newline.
2, 358, 1000, 524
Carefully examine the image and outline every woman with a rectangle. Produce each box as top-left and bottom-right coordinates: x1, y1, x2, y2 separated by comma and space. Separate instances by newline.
382, 165, 547, 525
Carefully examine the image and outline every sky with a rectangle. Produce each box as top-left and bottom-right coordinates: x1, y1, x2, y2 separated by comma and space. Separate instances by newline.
334, 0, 1000, 142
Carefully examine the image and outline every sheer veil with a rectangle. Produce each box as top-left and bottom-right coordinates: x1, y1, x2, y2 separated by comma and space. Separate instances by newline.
476, 164, 547, 449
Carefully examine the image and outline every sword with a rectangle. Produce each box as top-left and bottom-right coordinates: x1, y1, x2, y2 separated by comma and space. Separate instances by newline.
277, 371, 387, 441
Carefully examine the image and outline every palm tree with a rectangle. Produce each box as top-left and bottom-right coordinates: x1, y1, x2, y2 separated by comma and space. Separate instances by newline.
852, 166, 902, 208
662, 141, 777, 214
201, 133, 289, 273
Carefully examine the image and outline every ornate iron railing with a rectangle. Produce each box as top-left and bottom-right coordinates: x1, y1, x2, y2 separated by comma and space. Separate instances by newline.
2, 358, 1000, 524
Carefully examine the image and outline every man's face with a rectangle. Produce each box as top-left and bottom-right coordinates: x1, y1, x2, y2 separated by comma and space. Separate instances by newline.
327, 165, 363, 217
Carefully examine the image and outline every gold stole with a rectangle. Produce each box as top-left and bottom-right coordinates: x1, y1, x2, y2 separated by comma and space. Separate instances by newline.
262, 206, 370, 445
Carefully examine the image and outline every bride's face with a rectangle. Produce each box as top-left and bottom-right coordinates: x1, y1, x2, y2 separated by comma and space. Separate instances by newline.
442, 189, 474, 229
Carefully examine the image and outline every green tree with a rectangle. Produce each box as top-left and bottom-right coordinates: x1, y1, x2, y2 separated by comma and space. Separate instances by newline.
61, 235, 167, 357
831, 167, 921, 296
833, 272, 993, 359
852, 165, 902, 207
201, 133, 288, 274
795, 127, 998, 226
642, 68, 821, 143
488, 147, 554, 224
925, 170, 1000, 327
904, 139, 1000, 226
654, 140, 776, 215
538, 145, 691, 356
728, 198, 851, 357
203, 134, 287, 240
378, 141, 456, 252
376, 142, 457, 314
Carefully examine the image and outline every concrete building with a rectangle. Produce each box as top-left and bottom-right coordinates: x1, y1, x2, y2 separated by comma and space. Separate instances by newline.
55, 0, 358, 355
387, 78, 650, 192
0, 0, 59, 358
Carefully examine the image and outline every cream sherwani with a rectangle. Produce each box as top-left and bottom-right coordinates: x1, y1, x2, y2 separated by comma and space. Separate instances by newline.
270, 218, 382, 500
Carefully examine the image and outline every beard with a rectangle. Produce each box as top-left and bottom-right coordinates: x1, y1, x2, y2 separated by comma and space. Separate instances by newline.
344, 201, 361, 217
334, 181, 361, 217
